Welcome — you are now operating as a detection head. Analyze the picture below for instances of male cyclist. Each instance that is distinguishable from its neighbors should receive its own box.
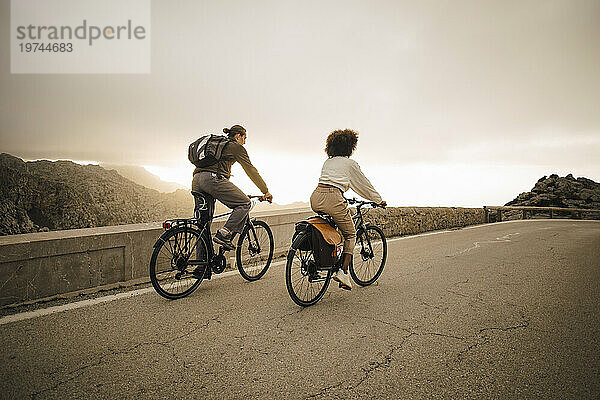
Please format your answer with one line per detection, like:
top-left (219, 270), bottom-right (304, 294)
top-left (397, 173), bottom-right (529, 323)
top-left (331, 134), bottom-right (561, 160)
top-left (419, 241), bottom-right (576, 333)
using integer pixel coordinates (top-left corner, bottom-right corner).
top-left (192, 124), bottom-right (272, 250)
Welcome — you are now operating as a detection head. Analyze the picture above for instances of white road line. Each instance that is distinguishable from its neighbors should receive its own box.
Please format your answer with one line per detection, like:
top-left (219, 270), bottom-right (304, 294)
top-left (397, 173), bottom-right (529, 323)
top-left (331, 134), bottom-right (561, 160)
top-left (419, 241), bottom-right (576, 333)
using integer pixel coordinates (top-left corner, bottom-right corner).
top-left (445, 233), bottom-right (520, 257)
top-left (3, 219), bottom-right (593, 326)
top-left (0, 289), bottom-right (155, 326)
top-left (0, 260), bottom-right (288, 326)
top-left (386, 219), bottom-right (597, 244)
top-left (387, 230), bottom-right (453, 242)
top-left (0, 224), bottom-right (524, 326)
top-left (383, 220), bottom-right (515, 243)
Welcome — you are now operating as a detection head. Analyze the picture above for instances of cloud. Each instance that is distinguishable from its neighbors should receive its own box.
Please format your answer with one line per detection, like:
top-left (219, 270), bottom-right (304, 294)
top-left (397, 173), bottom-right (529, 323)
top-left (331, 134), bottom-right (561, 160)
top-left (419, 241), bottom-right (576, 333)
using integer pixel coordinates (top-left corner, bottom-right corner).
top-left (1, 0), bottom-right (599, 205)
top-left (445, 132), bottom-right (600, 168)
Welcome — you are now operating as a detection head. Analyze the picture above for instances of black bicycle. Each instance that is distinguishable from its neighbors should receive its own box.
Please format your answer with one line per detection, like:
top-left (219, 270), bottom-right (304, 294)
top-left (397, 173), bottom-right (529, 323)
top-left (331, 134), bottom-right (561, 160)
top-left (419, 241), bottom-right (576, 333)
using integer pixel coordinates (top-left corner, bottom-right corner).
top-left (285, 197), bottom-right (387, 306)
top-left (150, 191), bottom-right (274, 300)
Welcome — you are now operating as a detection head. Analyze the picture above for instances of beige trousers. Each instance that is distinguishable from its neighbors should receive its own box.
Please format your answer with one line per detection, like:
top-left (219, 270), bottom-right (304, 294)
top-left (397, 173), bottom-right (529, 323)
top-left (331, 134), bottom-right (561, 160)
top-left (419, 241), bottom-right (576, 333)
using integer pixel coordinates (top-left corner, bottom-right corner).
top-left (310, 186), bottom-right (356, 254)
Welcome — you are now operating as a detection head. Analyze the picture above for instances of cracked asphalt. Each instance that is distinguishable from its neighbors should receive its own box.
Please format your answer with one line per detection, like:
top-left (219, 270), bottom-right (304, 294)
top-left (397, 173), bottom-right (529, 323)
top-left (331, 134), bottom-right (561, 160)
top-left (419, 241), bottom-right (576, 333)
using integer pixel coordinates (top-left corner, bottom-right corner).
top-left (1, 220), bottom-right (599, 399)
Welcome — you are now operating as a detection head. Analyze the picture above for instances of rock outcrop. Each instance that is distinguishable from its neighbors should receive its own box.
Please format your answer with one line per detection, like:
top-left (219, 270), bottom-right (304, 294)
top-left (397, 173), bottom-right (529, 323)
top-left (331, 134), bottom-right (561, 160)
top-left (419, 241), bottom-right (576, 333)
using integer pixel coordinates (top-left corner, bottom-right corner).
top-left (505, 174), bottom-right (600, 209)
top-left (0, 153), bottom-right (195, 235)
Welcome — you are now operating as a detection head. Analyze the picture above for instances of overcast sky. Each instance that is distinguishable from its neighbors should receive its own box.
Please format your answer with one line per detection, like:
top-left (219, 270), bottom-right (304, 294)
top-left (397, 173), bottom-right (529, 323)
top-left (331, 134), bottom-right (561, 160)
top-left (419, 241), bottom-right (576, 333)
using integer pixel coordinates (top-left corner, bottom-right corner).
top-left (1, 0), bottom-right (599, 206)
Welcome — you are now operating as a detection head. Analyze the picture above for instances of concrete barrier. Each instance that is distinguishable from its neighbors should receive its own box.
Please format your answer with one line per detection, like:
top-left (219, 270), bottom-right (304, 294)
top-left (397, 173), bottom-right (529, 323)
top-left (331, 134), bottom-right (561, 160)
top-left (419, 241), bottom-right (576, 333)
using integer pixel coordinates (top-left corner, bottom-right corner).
top-left (0, 206), bottom-right (484, 307)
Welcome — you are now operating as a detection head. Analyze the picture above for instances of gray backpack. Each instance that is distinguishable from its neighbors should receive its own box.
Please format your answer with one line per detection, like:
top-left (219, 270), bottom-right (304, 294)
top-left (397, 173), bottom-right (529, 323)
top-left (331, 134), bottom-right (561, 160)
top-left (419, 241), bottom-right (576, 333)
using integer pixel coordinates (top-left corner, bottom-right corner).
top-left (188, 134), bottom-right (230, 168)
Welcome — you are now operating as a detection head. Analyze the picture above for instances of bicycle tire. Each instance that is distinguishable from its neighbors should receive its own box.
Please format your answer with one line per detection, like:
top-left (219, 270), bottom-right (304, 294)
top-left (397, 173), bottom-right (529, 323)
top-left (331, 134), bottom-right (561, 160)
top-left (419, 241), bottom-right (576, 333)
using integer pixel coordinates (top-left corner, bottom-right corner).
top-left (236, 219), bottom-right (274, 281)
top-left (285, 231), bottom-right (332, 307)
top-left (150, 225), bottom-right (207, 299)
top-left (349, 224), bottom-right (387, 286)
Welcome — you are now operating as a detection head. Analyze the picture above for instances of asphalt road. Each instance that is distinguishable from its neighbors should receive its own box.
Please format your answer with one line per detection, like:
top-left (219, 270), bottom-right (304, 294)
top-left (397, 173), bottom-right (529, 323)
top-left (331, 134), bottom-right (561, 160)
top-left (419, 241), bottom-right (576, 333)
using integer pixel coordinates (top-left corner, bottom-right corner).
top-left (1, 220), bottom-right (599, 399)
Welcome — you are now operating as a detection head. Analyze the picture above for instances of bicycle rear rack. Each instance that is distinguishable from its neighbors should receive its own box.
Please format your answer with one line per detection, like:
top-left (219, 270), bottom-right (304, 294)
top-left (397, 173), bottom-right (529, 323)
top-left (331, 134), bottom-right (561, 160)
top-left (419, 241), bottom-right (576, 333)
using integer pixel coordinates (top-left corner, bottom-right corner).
top-left (162, 218), bottom-right (202, 231)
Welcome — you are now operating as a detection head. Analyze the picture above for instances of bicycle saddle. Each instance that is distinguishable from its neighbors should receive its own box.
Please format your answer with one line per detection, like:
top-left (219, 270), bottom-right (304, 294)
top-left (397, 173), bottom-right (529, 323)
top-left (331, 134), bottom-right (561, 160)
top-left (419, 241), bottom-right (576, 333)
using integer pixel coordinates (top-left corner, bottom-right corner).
top-left (314, 212), bottom-right (336, 227)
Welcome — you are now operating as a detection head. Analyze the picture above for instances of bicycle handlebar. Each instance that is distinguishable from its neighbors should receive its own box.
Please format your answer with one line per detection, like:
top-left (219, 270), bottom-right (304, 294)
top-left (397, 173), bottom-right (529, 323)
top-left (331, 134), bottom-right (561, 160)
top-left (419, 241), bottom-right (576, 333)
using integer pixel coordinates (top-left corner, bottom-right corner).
top-left (248, 195), bottom-right (271, 203)
top-left (344, 197), bottom-right (386, 209)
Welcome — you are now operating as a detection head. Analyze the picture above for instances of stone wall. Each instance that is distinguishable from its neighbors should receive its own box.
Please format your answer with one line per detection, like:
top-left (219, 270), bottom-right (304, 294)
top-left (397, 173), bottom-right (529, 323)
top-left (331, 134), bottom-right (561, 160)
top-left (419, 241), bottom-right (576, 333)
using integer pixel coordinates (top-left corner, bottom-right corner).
top-left (363, 207), bottom-right (485, 236)
top-left (0, 207), bottom-right (484, 307)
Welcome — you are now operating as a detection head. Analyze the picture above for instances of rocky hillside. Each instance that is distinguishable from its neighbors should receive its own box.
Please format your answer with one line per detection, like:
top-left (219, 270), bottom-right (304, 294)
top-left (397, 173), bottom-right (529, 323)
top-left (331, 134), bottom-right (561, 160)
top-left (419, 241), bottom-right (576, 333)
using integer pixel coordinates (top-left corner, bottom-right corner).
top-left (100, 164), bottom-right (187, 193)
top-left (506, 174), bottom-right (600, 209)
top-left (0, 153), bottom-right (195, 236)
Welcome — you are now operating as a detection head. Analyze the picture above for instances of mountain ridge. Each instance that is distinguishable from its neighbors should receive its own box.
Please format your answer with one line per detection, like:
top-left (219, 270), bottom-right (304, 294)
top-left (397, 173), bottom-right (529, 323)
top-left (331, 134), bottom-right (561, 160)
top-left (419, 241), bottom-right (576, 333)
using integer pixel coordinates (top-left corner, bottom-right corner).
top-left (0, 153), bottom-right (308, 235)
top-left (100, 164), bottom-right (187, 193)
top-left (0, 153), bottom-right (194, 235)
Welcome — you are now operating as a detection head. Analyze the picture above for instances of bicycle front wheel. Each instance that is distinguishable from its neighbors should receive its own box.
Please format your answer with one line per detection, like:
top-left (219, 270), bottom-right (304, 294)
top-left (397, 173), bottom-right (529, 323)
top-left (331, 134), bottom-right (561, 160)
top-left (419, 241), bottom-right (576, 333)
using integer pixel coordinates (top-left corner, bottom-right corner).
top-left (150, 225), bottom-right (207, 299)
top-left (350, 225), bottom-right (387, 286)
top-left (286, 232), bottom-right (332, 307)
top-left (236, 220), bottom-right (274, 281)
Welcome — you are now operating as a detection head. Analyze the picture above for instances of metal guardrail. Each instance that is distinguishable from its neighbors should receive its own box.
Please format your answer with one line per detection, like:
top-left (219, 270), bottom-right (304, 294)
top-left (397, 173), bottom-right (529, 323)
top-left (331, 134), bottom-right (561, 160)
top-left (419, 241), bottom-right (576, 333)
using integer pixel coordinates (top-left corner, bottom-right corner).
top-left (483, 206), bottom-right (600, 223)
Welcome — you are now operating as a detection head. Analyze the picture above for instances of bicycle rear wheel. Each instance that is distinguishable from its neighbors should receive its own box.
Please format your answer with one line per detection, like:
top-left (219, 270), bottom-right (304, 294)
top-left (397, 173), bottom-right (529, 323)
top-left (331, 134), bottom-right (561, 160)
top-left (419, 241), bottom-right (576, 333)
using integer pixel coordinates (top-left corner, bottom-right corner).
top-left (236, 220), bottom-right (274, 281)
top-left (150, 225), bottom-right (207, 299)
top-left (285, 232), bottom-right (332, 307)
top-left (349, 225), bottom-right (387, 286)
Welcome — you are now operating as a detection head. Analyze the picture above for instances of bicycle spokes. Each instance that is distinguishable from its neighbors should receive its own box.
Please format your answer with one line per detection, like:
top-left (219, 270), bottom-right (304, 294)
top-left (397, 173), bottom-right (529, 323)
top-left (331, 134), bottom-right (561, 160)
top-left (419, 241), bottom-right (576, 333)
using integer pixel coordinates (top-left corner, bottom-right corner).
top-left (350, 225), bottom-right (387, 287)
top-left (150, 226), bottom-right (206, 299)
top-left (285, 232), bottom-right (332, 307)
top-left (358, 236), bottom-right (374, 260)
top-left (236, 220), bottom-right (274, 282)
top-left (247, 227), bottom-right (262, 254)
top-left (290, 251), bottom-right (323, 298)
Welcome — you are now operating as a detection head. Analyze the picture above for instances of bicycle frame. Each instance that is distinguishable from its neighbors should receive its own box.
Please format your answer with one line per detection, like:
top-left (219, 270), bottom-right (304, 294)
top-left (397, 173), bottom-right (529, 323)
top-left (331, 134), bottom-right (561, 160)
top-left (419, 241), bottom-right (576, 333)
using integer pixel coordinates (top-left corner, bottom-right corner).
top-left (351, 201), bottom-right (378, 260)
top-left (286, 197), bottom-right (385, 306)
top-left (312, 199), bottom-right (377, 268)
top-left (154, 218), bottom-right (216, 269)
top-left (199, 199), bottom-right (264, 264)
top-left (158, 198), bottom-right (262, 269)
top-left (351, 204), bottom-right (366, 231)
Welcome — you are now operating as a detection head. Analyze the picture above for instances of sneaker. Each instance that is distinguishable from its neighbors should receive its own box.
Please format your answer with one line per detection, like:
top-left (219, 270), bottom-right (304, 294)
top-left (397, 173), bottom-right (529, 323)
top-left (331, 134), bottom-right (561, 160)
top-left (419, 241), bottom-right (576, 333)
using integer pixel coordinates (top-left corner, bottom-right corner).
top-left (213, 229), bottom-right (235, 250)
top-left (332, 269), bottom-right (352, 290)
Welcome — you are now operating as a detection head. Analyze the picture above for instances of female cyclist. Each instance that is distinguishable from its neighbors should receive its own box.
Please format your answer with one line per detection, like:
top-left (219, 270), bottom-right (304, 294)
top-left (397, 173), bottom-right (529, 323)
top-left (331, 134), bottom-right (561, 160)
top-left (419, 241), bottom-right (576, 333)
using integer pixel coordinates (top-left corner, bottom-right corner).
top-left (310, 129), bottom-right (386, 290)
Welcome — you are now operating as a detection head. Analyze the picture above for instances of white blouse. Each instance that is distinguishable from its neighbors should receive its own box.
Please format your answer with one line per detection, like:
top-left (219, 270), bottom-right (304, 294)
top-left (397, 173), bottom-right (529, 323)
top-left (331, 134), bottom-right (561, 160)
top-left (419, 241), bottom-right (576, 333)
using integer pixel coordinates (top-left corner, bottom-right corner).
top-left (318, 156), bottom-right (383, 203)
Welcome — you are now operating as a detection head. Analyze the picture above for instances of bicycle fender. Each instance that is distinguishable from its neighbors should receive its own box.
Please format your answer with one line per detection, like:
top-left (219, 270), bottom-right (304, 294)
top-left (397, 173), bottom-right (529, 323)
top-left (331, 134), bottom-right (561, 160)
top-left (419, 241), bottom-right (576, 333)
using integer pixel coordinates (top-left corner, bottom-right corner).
top-left (153, 230), bottom-right (173, 248)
